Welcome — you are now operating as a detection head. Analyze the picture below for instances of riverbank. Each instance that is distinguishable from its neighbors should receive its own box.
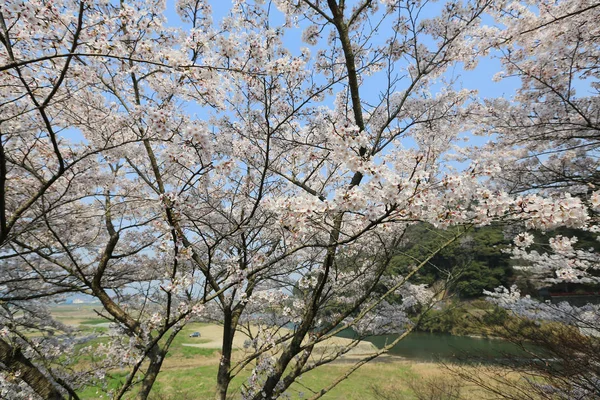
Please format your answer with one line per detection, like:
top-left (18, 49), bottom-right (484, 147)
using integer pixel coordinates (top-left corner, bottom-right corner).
top-left (414, 299), bottom-right (515, 337)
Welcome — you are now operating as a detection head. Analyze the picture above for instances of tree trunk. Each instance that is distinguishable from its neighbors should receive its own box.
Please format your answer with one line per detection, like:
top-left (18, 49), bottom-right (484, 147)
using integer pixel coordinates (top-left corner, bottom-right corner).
top-left (135, 346), bottom-right (165, 400)
top-left (216, 309), bottom-right (235, 400)
top-left (0, 338), bottom-right (65, 400)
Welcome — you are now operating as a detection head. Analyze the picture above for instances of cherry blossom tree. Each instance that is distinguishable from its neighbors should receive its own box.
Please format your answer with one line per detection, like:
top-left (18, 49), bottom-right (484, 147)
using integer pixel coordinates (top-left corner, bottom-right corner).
top-left (1, 0), bottom-right (221, 398)
top-left (0, 0), bottom-right (595, 399)
top-left (461, 1), bottom-right (600, 398)
top-left (471, 0), bottom-right (600, 303)
top-left (470, 0), bottom-right (600, 285)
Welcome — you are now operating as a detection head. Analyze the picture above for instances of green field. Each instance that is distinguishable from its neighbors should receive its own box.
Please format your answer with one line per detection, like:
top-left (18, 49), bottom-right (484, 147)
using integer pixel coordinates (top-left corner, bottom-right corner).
top-left (51, 305), bottom-right (507, 400)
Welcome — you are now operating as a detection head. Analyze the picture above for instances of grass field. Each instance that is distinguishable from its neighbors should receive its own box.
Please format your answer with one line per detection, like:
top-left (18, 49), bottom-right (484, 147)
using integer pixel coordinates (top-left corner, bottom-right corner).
top-left (51, 305), bottom-right (506, 399)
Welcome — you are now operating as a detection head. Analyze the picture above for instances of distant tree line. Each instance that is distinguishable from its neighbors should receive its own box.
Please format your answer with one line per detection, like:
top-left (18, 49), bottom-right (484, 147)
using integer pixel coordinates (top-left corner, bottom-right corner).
top-left (390, 223), bottom-right (513, 298)
top-left (391, 223), bottom-right (600, 300)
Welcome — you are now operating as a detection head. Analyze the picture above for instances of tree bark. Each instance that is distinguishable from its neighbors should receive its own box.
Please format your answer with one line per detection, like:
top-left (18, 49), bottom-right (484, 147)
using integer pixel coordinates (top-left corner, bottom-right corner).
top-left (135, 345), bottom-right (166, 400)
top-left (216, 308), bottom-right (237, 400)
top-left (0, 338), bottom-right (64, 400)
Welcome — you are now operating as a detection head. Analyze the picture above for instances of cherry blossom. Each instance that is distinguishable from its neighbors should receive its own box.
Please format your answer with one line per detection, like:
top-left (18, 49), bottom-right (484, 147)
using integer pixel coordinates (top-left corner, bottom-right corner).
top-left (1, 1), bottom-right (598, 399)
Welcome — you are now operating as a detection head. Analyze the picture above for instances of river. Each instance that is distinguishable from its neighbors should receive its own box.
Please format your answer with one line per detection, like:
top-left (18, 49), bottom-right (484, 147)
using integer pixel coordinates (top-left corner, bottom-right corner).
top-left (338, 330), bottom-right (540, 364)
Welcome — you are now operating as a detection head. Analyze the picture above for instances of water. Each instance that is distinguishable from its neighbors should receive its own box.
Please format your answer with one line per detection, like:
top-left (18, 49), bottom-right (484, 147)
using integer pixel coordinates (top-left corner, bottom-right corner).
top-left (338, 330), bottom-right (540, 364)
top-left (371, 332), bottom-right (535, 362)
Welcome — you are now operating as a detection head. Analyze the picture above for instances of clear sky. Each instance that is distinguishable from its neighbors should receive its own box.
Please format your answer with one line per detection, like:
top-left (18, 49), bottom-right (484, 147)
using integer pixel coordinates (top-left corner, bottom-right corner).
top-left (158, 0), bottom-right (523, 159)
top-left (161, 0), bottom-right (521, 100)
top-left (58, 0), bottom-right (524, 157)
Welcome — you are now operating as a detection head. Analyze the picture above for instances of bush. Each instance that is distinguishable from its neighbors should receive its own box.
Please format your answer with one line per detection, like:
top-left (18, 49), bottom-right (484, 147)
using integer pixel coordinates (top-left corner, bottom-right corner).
top-left (370, 376), bottom-right (463, 400)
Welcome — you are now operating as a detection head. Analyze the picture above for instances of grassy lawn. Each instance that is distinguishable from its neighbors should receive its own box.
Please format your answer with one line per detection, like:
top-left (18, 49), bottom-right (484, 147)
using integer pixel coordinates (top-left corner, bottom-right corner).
top-left (50, 306), bottom-right (506, 400)
top-left (80, 318), bottom-right (111, 325)
top-left (139, 363), bottom-right (417, 400)
top-left (77, 358), bottom-right (493, 400)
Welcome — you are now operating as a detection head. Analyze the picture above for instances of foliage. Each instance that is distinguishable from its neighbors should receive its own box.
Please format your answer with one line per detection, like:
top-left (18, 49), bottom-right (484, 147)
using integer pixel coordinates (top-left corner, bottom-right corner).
top-left (371, 374), bottom-right (466, 400)
top-left (463, 0), bottom-right (600, 396)
top-left (391, 224), bottom-right (513, 298)
top-left (451, 318), bottom-right (600, 400)
top-left (406, 376), bottom-right (463, 400)
top-left (416, 300), bottom-right (511, 336)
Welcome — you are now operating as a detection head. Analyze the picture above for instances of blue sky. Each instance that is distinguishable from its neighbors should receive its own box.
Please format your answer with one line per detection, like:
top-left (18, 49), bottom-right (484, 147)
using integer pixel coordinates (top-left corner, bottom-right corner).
top-left (161, 0), bottom-right (520, 99)
top-left (164, 0), bottom-right (522, 158)
top-left (59, 0), bottom-right (524, 157)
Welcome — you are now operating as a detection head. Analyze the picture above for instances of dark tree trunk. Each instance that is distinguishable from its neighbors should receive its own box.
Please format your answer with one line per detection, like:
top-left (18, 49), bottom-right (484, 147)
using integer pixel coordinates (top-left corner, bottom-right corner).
top-left (0, 338), bottom-right (64, 400)
top-left (216, 309), bottom-right (236, 400)
top-left (135, 346), bottom-right (166, 400)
